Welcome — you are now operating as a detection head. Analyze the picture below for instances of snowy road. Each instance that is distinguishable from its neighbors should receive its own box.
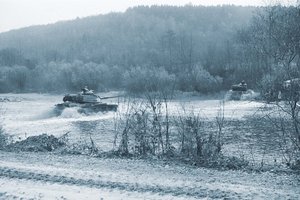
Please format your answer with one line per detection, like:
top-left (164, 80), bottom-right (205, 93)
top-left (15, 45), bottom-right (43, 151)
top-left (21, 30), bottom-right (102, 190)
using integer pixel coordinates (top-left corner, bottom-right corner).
top-left (0, 151), bottom-right (299, 200)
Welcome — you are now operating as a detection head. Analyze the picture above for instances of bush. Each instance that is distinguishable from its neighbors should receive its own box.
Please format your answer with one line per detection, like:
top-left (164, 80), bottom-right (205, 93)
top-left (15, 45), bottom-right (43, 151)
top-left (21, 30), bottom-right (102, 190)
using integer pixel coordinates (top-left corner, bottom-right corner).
top-left (174, 111), bottom-right (223, 163)
top-left (124, 66), bottom-right (176, 93)
top-left (7, 66), bottom-right (30, 91)
top-left (0, 66), bottom-right (30, 92)
top-left (28, 61), bottom-right (119, 92)
top-left (177, 65), bottom-right (222, 93)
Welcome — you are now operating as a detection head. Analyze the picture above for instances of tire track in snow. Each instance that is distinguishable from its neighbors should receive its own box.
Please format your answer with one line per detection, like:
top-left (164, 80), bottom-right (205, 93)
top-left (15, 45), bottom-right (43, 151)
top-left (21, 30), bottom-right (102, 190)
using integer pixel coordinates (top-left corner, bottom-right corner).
top-left (0, 166), bottom-right (238, 199)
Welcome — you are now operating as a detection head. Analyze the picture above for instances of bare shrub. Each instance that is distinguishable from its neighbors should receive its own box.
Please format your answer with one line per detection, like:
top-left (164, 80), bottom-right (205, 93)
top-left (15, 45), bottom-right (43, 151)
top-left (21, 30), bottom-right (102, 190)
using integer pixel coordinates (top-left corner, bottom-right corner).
top-left (245, 4), bottom-right (300, 170)
top-left (215, 101), bottom-right (225, 153)
top-left (144, 92), bottom-right (164, 154)
top-left (115, 97), bottom-right (141, 156)
top-left (250, 99), bottom-right (300, 170)
top-left (57, 131), bottom-right (101, 156)
top-left (113, 96), bottom-right (249, 169)
top-left (131, 110), bottom-right (152, 155)
top-left (272, 79), bottom-right (300, 169)
top-left (114, 90), bottom-right (174, 157)
top-left (115, 98), bottom-right (156, 156)
top-left (174, 108), bottom-right (222, 163)
top-left (267, 107), bottom-right (300, 169)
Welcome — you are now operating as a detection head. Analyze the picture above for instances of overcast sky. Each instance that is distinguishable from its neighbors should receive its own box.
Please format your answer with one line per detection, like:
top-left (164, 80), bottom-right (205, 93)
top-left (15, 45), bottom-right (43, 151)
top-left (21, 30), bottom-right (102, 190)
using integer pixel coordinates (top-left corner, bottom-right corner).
top-left (0, 0), bottom-right (294, 33)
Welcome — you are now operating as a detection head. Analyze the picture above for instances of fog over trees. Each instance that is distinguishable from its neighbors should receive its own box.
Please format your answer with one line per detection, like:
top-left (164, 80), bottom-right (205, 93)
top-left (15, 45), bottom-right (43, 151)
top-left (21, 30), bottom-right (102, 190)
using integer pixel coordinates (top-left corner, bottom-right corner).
top-left (0, 5), bottom-right (299, 94)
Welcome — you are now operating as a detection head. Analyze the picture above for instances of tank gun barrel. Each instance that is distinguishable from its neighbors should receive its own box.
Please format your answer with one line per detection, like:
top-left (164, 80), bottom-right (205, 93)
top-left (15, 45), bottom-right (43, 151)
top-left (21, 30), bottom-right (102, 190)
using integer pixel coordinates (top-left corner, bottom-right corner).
top-left (98, 95), bottom-right (123, 100)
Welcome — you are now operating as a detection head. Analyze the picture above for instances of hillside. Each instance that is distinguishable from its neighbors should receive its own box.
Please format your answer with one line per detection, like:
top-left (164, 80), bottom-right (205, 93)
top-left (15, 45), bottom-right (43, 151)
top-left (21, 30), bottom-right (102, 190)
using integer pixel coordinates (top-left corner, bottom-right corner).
top-left (0, 5), bottom-right (256, 65)
top-left (0, 5), bottom-right (259, 93)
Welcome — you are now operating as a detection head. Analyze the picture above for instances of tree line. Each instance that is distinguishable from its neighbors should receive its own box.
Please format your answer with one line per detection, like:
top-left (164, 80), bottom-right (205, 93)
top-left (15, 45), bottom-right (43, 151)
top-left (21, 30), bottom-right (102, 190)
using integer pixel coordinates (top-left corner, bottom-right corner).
top-left (0, 5), bottom-right (299, 95)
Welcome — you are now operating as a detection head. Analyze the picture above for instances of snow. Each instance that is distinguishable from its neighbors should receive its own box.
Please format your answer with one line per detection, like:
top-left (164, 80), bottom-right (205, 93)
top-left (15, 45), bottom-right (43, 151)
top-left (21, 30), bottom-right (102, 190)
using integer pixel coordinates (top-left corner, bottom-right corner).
top-left (167, 99), bottom-right (264, 119)
top-left (0, 178), bottom-right (195, 200)
top-left (1, 93), bottom-right (298, 199)
top-left (0, 151), bottom-right (299, 200)
top-left (0, 93), bottom-right (282, 163)
top-left (1, 93), bottom-right (117, 145)
top-left (0, 93), bottom-right (266, 154)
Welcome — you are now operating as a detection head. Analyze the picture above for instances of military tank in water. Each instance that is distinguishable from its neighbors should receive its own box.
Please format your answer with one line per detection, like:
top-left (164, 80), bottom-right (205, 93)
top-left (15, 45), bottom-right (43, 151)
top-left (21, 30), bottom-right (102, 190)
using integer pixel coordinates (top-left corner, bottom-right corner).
top-left (55, 87), bottom-right (118, 115)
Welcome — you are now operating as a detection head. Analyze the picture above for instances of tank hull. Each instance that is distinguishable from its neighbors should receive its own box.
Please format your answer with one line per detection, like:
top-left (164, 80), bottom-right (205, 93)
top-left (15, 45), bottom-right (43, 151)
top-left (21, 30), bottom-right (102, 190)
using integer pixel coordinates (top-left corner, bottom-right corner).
top-left (231, 85), bottom-right (247, 92)
top-left (55, 102), bottom-right (118, 115)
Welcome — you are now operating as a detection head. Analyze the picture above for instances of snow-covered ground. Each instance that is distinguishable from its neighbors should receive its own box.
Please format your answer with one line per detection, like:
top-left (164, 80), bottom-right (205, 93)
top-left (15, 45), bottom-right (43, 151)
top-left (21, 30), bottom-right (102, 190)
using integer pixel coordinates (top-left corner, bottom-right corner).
top-left (0, 93), bottom-right (299, 199)
top-left (0, 93), bottom-right (280, 163)
top-left (0, 151), bottom-right (299, 200)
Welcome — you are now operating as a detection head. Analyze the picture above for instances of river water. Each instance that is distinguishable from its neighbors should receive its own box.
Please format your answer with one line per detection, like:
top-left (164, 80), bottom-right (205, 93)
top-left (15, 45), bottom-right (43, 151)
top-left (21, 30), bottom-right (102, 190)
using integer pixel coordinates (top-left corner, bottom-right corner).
top-left (0, 93), bottom-right (264, 151)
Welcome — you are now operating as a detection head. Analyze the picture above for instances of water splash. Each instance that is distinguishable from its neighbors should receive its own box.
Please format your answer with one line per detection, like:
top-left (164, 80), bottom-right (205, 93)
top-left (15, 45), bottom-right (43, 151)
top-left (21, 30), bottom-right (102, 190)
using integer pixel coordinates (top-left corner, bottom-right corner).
top-left (59, 107), bottom-right (84, 119)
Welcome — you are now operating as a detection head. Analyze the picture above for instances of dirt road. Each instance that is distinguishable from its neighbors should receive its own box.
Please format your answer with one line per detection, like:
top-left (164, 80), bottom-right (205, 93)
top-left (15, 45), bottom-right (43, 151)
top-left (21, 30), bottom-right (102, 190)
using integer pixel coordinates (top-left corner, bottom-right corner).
top-left (0, 151), bottom-right (299, 199)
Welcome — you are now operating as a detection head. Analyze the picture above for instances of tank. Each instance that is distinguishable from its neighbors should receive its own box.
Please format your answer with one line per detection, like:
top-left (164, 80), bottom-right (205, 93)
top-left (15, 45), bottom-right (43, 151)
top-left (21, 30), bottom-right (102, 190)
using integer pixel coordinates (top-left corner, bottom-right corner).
top-left (231, 80), bottom-right (247, 92)
top-left (55, 89), bottom-right (118, 115)
top-left (225, 81), bottom-right (256, 100)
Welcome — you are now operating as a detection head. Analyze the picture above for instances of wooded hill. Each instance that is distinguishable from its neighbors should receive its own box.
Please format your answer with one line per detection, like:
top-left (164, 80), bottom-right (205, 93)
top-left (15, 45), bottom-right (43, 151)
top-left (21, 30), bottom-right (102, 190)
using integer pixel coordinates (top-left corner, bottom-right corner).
top-left (0, 5), bottom-right (263, 93)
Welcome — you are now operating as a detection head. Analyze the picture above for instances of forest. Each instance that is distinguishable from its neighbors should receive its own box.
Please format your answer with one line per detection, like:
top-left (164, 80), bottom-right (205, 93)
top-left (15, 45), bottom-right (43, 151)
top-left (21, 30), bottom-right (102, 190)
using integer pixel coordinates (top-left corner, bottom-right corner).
top-left (0, 5), bottom-right (299, 96)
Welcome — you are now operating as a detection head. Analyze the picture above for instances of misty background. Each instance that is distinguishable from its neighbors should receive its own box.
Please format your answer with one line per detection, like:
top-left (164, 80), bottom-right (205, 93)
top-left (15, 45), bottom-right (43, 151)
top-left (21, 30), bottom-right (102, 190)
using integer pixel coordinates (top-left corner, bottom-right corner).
top-left (0, 3), bottom-right (299, 96)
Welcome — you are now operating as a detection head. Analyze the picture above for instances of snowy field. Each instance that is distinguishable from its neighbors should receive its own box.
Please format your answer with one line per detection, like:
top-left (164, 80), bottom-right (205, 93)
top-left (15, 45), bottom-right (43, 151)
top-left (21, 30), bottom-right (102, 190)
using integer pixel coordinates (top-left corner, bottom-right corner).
top-left (0, 93), bottom-right (299, 199)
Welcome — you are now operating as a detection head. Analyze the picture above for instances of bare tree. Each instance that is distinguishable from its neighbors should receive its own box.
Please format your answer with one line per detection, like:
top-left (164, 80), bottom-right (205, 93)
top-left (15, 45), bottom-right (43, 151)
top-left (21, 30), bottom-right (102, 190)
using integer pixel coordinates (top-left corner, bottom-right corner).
top-left (244, 4), bottom-right (300, 168)
top-left (216, 101), bottom-right (225, 153)
top-left (175, 109), bottom-right (206, 159)
top-left (118, 98), bottom-right (137, 155)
